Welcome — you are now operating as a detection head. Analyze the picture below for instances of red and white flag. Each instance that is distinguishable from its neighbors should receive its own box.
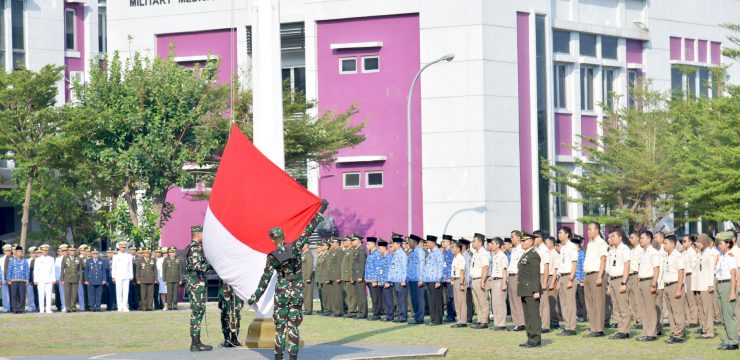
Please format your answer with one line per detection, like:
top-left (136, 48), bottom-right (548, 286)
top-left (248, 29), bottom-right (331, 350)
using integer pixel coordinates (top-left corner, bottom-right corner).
top-left (203, 125), bottom-right (322, 318)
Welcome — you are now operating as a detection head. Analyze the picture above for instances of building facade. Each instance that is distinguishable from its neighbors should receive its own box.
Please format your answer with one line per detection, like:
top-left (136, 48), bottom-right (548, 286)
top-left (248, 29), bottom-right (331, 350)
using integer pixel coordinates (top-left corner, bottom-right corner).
top-left (1, 0), bottom-right (739, 246)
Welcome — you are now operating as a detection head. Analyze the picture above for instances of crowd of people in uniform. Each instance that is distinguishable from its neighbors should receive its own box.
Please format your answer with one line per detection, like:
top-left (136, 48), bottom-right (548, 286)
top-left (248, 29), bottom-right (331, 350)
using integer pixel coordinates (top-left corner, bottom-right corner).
top-left (300, 225), bottom-right (740, 350)
top-left (0, 242), bottom-right (185, 314)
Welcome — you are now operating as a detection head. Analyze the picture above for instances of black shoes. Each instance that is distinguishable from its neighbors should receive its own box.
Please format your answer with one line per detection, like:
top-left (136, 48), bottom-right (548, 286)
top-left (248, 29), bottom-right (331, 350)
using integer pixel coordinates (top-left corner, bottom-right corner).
top-left (609, 332), bottom-right (629, 339)
top-left (367, 315), bottom-right (379, 321)
top-left (451, 323), bottom-right (467, 328)
top-left (636, 336), bottom-right (657, 342)
top-left (541, 329), bottom-right (550, 334)
top-left (687, 323), bottom-right (699, 328)
top-left (471, 323), bottom-right (488, 329)
top-left (190, 335), bottom-right (213, 352)
top-left (632, 324), bottom-right (643, 330)
top-left (584, 332), bottom-right (605, 338)
top-left (665, 337), bottom-right (684, 344)
top-left (519, 342), bottom-right (541, 348)
top-left (491, 326), bottom-right (507, 331)
top-left (507, 325), bottom-right (525, 331)
top-left (558, 330), bottom-right (577, 336)
top-left (443, 317), bottom-right (456, 323)
top-left (718, 344), bottom-right (739, 350)
top-left (577, 316), bottom-right (587, 322)
top-left (605, 323), bottom-right (619, 329)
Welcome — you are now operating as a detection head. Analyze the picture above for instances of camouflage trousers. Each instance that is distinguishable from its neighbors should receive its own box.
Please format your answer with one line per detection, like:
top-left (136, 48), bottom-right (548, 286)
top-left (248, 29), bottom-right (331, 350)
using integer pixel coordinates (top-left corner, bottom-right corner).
top-left (218, 284), bottom-right (244, 339)
top-left (186, 274), bottom-right (207, 337)
top-left (273, 280), bottom-right (304, 356)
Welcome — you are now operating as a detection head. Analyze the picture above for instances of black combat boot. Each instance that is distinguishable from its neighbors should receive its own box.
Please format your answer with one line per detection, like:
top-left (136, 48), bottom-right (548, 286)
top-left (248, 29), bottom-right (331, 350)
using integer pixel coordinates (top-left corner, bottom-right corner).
top-left (274, 351), bottom-right (283, 360)
top-left (231, 333), bottom-right (243, 347)
top-left (222, 336), bottom-right (235, 348)
top-left (190, 335), bottom-right (213, 352)
top-left (289, 354), bottom-right (298, 360)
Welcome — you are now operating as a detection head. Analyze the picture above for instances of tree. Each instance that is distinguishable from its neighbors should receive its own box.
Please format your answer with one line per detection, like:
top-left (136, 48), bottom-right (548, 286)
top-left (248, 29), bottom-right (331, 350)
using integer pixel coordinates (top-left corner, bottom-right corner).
top-left (542, 84), bottom-right (683, 231)
top-left (71, 51), bottom-right (230, 232)
top-left (0, 65), bottom-right (67, 249)
top-left (232, 84), bottom-right (365, 184)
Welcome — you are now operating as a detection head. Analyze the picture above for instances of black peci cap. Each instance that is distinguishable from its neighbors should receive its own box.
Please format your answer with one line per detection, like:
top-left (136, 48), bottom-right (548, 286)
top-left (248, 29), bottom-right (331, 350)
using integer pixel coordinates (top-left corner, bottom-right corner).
top-left (442, 234), bottom-right (453, 241)
top-left (366, 237), bottom-right (377, 243)
top-left (377, 240), bottom-right (389, 247)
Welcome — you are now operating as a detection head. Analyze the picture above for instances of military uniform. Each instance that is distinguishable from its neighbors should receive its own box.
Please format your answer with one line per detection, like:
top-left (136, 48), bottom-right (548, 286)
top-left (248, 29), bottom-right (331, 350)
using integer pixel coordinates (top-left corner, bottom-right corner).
top-left (518, 239), bottom-right (542, 347)
top-left (61, 249), bottom-right (83, 312)
top-left (340, 241), bottom-right (355, 317)
top-left (163, 247), bottom-right (184, 310)
top-left (315, 245), bottom-right (329, 314)
top-left (301, 245), bottom-right (314, 314)
top-left (136, 253), bottom-right (157, 311)
top-left (186, 227), bottom-right (213, 352)
top-left (248, 203), bottom-right (326, 359)
top-left (104, 250), bottom-right (117, 311)
top-left (84, 252), bottom-right (107, 311)
top-left (327, 242), bottom-right (343, 316)
top-left (219, 282), bottom-right (244, 347)
top-left (352, 237), bottom-right (368, 319)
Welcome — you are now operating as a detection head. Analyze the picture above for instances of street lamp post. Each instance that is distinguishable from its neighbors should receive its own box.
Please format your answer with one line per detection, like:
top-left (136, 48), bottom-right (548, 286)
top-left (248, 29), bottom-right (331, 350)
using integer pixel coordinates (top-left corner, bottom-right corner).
top-left (406, 53), bottom-right (455, 234)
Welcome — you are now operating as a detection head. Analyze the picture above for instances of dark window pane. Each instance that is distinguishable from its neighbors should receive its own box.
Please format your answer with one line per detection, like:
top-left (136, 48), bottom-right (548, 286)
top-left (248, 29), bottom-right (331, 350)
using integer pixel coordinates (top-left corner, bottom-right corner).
top-left (293, 67), bottom-right (305, 94)
top-left (367, 172), bottom-right (383, 187)
top-left (686, 70), bottom-right (696, 98)
top-left (671, 66), bottom-right (683, 98)
top-left (699, 67), bottom-right (710, 98)
top-left (628, 70), bottom-right (637, 106)
top-left (12, 52), bottom-right (24, 70)
top-left (580, 67), bottom-right (594, 111)
top-left (553, 64), bottom-right (567, 109)
top-left (363, 57), bottom-right (379, 72)
top-left (98, 9), bottom-right (107, 53)
top-left (601, 36), bottom-right (618, 59)
top-left (580, 33), bottom-right (597, 57)
top-left (344, 173), bottom-right (360, 188)
top-left (11, 0), bottom-right (24, 51)
top-left (340, 58), bottom-right (356, 73)
top-left (281, 68), bottom-right (291, 91)
top-left (65, 10), bottom-right (75, 50)
top-left (602, 69), bottom-right (614, 109)
top-left (553, 30), bottom-right (570, 54)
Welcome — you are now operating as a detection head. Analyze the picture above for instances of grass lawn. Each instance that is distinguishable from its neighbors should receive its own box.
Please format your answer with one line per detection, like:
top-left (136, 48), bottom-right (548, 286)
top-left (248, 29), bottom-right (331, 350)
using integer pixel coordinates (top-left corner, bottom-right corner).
top-left (0, 303), bottom-right (736, 359)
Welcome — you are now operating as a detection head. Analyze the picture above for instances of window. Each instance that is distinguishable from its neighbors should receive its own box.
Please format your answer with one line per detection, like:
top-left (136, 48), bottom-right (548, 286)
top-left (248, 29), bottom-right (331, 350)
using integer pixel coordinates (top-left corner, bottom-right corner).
top-left (555, 182), bottom-right (570, 219)
top-left (98, 7), bottom-right (107, 53)
top-left (671, 65), bottom-right (683, 98)
top-left (627, 69), bottom-right (638, 106)
top-left (11, 0), bottom-right (24, 70)
top-left (580, 67), bottom-right (594, 111)
top-left (699, 67), bottom-right (710, 98)
top-left (366, 171), bottom-right (383, 188)
top-left (343, 172), bottom-right (361, 189)
top-left (339, 57), bottom-right (357, 74)
top-left (0, 1), bottom-right (4, 70)
top-left (281, 67), bottom-right (306, 94)
top-left (602, 68), bottom-right (615, 109)
top-left (362, 56), bottom-right (380, 73)
top-left (601, 36), bottom-right (618, 59)
top-left (65, 9), bottom-right (76, 51)
top-left (579, 33), bottom-right (597, 57)
top-left (553, 64), bottom-right (568, 109)
top-left (553, 30), bottom-right (570, 54)
top-left (686, 70), bottom-right (696, 98)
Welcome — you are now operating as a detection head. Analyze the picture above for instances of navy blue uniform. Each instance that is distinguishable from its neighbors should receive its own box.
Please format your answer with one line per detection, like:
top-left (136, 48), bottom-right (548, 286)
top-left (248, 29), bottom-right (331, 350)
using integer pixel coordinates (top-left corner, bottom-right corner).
top-left (103, 257), bottom-right (116, 310)
top-left (84, 258), bottom-right (107, 311)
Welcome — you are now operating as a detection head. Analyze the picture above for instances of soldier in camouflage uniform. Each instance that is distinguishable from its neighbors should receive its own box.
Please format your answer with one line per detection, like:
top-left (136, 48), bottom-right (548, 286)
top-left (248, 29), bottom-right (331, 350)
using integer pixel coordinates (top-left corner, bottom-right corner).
top-left (185, 226), bottom-right (213, 352)
top-left (248, 199), bottom-right (328, 360)
top-left (219, 281), bottom-right (243, 348)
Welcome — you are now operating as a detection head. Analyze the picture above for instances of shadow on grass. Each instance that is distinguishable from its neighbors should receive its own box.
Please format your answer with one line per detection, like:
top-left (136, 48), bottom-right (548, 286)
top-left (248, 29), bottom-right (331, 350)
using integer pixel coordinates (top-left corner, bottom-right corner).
top-left (318, 324), bottom-right (410, 346)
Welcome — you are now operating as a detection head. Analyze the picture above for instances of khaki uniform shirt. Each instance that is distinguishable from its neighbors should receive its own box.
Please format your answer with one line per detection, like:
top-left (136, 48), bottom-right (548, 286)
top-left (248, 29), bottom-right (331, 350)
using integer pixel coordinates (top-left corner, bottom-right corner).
top-left (606, 243), bottom-right (631, 278)
top-left (469, 247), bottom-right (490, 279)
top-left (638, 246), bottom-right (659, 279)
top-left (584, 237), bottom-right (608, 273)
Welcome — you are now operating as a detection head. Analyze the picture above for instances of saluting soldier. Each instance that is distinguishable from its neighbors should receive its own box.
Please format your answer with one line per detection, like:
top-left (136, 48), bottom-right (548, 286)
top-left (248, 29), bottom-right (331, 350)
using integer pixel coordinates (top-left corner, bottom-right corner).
top-left (327, 237), bottom-right (343, 317)
top-left (351, 234), bottom-right (368, 319)
top-left (340, 236), bottom-right (355, 318)
top-left (163, 246), bottom-right (184, 310)
top-left (84, 249), bottom-right (107, 312)
top-left (517, 232), bottom-right (542, 348)
top-left (364, 237), bottom-right (381, 320)
top-left (137, 249), bottom-right (157, 311)
top-left (61, 246), bottom-right (83, 312)
top-left (301, 242), bottom-right (314, 315)
top-left (315, 242), bottom-right (329, 315)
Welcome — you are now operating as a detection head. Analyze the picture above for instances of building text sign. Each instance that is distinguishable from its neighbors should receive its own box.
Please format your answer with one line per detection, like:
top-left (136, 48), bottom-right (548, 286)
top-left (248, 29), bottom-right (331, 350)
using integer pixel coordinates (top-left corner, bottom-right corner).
top-left (130, 0), bottom-right (210, 7)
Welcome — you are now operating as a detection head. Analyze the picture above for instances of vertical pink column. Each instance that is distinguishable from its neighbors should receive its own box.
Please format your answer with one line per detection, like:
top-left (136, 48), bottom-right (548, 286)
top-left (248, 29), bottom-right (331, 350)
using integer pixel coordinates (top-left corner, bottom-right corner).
top-left (516, 12), bottom-right (533, 231)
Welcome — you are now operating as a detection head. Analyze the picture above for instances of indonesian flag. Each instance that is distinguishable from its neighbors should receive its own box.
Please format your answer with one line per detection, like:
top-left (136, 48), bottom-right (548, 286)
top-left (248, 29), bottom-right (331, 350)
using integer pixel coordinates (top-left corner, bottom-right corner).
top-left (203, 125), bottom-right (322, 318)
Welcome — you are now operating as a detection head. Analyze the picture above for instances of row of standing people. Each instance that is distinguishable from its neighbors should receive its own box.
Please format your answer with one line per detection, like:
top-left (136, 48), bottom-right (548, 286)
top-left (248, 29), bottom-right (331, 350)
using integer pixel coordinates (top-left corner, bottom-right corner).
top-left (298, 226), bottom-right (740, 351)
top-left (0, 242), bottom-right (184, 314)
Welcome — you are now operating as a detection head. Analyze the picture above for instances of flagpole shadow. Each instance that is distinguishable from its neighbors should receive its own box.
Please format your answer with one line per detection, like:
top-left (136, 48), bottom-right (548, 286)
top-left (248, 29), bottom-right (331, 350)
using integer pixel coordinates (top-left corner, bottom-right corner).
top-left (317, 324), bottom-right (409, 346)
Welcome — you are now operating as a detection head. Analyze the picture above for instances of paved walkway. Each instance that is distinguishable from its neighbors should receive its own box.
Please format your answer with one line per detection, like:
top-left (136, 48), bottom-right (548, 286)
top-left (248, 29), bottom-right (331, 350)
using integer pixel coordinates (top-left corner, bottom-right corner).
top-left (5, 345), bottom-right (447, 360)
